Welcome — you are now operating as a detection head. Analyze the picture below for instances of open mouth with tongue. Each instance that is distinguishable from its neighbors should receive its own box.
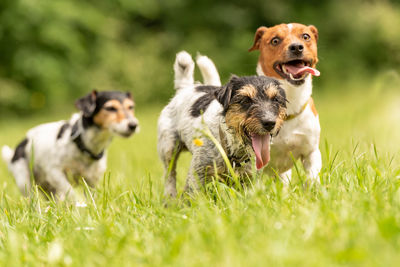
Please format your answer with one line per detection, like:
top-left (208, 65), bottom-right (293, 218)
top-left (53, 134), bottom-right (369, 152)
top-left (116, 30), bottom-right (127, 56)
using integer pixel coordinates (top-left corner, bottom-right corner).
top-left (250, 133), bottom-right (271, 170)
top-left (274, 59), bottom-right (320, 85)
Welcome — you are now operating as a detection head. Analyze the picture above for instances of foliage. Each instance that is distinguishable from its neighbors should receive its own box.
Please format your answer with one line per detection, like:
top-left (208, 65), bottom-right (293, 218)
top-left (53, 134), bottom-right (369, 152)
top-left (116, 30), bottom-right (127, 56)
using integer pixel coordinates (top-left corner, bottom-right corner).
top-left (0, 0), bottom-right (399, 116)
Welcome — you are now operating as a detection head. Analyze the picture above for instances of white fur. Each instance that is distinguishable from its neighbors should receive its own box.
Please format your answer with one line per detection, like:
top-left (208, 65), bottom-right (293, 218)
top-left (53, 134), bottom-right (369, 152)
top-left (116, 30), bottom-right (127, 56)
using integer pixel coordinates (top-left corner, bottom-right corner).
top-left (287, 23), bottom-right (293, 32)
top-left (174, 51), bottom-right (195, 90)
top-left (196, 54), bottom-right (221, 86)
top-left (1, 146), bottom-right (13, 163)
top-left (257, 63), bottom-right (322, 182)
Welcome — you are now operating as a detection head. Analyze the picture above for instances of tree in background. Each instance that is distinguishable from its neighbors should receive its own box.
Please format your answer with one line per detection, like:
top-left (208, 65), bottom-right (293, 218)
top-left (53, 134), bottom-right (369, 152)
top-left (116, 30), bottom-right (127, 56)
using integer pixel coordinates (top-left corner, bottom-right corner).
top-left (0, 0), bottom-right (399, 116)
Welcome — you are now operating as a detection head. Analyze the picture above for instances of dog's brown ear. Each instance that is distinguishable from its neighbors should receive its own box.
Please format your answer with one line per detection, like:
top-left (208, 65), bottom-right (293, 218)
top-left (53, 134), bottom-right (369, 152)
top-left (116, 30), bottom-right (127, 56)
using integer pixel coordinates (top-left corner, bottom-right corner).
top-left (308, 25), bottom-right (318, 41)
top-left (75, 90), bottom-right (98, 117)
top-left (248, 26), bottom-right (268, 52)
top-left (215, 75), bottom-right (240, 112)
top-left (126, 91), bottom-right (132, 99)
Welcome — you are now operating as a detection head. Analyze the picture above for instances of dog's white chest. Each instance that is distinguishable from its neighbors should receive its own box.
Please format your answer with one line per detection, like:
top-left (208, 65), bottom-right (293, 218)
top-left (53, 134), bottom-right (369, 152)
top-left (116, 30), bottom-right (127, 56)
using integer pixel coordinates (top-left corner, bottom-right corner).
top-left (61, 149), bottom-right (106, 182)
top-left (269, 108), bottom-right (320, 172)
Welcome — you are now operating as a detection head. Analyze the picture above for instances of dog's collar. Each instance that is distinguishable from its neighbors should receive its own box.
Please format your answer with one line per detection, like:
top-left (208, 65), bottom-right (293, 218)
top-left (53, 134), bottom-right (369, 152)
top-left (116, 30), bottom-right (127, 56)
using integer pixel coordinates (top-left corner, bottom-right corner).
top-left (219, 126), bottom-right (250, 166)
top-left (71, 121), bottom-right (104, 161)
top-left (72, 134), bottom-right (104, 160)
top-left (285, 98), bottom-right (311, 121)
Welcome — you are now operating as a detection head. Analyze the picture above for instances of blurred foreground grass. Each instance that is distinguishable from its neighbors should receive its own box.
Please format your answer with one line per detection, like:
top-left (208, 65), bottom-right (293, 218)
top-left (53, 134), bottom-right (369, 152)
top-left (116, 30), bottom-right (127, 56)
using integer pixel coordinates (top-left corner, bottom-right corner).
top-left (0, 72), bottom-right (400, 266)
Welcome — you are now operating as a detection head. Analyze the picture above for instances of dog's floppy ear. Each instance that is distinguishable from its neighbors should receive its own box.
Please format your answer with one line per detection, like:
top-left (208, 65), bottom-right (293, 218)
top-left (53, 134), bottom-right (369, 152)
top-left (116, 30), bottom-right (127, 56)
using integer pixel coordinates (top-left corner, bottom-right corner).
top-left (75, 90), bottom-right (98, 117)
top-left (215, 75), bottom-right (240, 111)
top-left (125, 91), bottom-right (132, 99)
top-left (308, 25), bottom-right (318, 41)
top-left (249, 26), bottom-right (268, 52)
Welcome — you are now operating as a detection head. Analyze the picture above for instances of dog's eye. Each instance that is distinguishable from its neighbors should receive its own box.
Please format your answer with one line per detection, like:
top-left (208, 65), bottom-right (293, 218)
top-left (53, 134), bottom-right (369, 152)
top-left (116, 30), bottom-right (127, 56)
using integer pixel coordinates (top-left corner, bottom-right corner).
top-left (302, 33), bottom-right (311, 41)
top-left (127, 105), bottom-right (134, 110)
top-left (104, 106), bottom-right (117, 112)
top-left (238, 97), bottom-right (252, 108)
top-left (272, 95), bottom-right (286, 105)
top-left (270, 37), bottom-right (281, 46)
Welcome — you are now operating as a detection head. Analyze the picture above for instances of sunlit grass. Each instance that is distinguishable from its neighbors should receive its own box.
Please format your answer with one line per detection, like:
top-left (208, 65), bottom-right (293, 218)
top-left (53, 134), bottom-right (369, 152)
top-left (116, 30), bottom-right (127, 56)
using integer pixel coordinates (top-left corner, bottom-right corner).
top-left (0, 74), bottom-right (399, 266)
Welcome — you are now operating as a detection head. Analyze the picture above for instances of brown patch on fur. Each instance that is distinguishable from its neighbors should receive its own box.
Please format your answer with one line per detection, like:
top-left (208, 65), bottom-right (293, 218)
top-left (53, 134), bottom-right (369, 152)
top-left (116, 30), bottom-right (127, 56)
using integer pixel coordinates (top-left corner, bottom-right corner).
top-left (122, 98), bottom-right (135, 114)
top-left (248, 26), bottom-right (268, 52)
top-left (249, 23), bottom-right (318, 78)
top-left (243, 117), bottom-right (264, 136)
top-left (265, 84), bottom-right (278, 99)
top-left (225, 104), bottom-right (247, 140)
top-left (308, 97), bottom-right (318, 116)
top-left (275, 106), bottom-right (286, 132)
top-left (93, 99), bottom-right (135, 129)
top-left (238, 85), bottom-right (257, 98)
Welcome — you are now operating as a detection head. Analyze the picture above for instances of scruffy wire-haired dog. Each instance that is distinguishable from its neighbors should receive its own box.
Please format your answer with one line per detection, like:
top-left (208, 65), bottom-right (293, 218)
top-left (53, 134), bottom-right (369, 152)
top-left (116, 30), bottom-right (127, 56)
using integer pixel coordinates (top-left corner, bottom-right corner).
top-left (158, 51), bottom-right (287, 197)
top-left (2, 91), bottom-right (139, 201)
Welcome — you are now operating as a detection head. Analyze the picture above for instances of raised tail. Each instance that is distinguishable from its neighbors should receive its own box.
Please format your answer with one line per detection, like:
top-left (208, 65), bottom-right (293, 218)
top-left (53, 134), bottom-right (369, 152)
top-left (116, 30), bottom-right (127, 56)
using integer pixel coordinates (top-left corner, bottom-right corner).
top-left (196, 54), bottom-right (221, 86)
top-left (2, 145), bottom-right (13, 164)
top-left (173, 51), bottom-right (195, 90)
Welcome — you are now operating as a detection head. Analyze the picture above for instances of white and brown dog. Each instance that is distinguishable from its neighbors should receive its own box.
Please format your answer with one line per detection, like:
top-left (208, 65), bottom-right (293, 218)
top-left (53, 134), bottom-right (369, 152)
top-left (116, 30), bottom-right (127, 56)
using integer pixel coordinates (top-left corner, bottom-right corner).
top-left (2, 91), bottom-right (139, 200)
top-left (248, 23), bottom-right (321, 183)
top-left (202, 23), bottom-right (322, 183)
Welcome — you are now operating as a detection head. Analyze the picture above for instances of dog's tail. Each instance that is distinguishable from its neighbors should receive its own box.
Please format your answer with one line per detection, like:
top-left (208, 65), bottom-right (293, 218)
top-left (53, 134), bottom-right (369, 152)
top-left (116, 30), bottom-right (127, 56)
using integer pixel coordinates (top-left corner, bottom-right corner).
top-left (2, 145), bottom-right (13, 165)
top-left (196, 54), bottom-right (221, 86)
top-left (174, 51), bottom-right (195, 90)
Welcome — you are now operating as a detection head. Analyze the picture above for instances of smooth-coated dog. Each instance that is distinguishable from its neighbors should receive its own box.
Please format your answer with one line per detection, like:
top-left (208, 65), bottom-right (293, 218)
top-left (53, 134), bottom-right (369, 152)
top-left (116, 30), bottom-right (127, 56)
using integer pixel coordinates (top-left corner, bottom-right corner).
top-left (248, 23), bottom-right (322, 183)
top-left (2, 90), bottom-right (139, 200)
top-left (158, 51), bottom-right (287, 197)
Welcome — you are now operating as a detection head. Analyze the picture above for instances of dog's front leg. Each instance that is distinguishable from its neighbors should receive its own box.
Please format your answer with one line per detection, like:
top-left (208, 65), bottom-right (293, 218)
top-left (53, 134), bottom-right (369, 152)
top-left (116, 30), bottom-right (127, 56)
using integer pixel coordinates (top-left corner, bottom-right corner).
top-left (279, 169), bottom-right (292, 185)
top-left (82, 160), bottom-right (107, 188)
top-left (302, 148), bottom-right (322, 182)
top-left (183, 155), bottom-right (211, 195)
top-left (183, 172), bottom-right (200, 195)
top-left (46, 168), bottom-right (76, 201)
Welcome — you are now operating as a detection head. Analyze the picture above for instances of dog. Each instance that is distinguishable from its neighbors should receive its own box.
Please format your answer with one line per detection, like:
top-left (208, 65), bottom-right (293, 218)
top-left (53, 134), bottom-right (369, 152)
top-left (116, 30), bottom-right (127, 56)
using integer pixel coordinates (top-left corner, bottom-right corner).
top-left (158, 51), bottom-right (287, 197)
top-left (248, 22), bottom-right (322, 183)
top-left (1, 90), bottom-right (139, 200)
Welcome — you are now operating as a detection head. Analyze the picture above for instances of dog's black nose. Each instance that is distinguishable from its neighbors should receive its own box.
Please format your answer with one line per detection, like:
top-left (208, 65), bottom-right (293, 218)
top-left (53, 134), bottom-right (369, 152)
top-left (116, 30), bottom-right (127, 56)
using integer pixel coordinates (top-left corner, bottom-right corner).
top-left (262, 120), bottom-right (276, 131)
top-left (128, 123), bottom-right (137, 131)
top-left (289, 43), bottom-right (304, 55)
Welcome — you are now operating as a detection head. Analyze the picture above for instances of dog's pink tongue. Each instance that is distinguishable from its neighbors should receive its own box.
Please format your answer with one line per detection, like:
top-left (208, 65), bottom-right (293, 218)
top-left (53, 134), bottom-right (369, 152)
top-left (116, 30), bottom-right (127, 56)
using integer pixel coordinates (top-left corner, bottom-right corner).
top-left (285, 64), bottom-right (320, 77)
top-left (251, 134), bottom-right (271, 170)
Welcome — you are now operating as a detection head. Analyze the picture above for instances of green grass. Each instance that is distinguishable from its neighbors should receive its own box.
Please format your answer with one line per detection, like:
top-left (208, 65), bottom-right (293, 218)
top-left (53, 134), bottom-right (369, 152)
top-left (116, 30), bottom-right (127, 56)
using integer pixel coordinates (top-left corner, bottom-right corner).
top-left (0, 73), bottom-right (400, 266)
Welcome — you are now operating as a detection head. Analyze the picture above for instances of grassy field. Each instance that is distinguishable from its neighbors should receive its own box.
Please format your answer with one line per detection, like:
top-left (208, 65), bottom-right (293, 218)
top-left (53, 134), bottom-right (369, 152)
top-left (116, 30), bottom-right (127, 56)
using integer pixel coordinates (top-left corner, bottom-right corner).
top-left (0, 72), bottom-right (400, 266)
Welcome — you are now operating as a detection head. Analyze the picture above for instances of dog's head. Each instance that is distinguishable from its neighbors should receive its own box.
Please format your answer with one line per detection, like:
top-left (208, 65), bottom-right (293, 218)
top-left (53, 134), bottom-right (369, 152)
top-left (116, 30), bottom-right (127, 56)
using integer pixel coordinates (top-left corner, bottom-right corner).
top-left (249, 23), bottom-right (320, 85)
top-left (216, 75), bottom-right (286, 169)
top-left (75, 90), bottom-right (139, 137)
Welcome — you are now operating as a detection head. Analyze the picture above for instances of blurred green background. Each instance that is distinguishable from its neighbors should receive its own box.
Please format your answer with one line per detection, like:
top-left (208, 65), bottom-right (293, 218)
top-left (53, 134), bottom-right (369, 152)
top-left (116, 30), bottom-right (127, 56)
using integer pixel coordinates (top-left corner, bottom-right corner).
top-left (0, 0), bottom-right (399, 117)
